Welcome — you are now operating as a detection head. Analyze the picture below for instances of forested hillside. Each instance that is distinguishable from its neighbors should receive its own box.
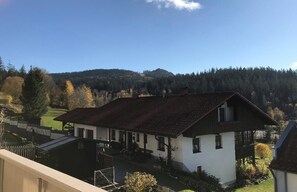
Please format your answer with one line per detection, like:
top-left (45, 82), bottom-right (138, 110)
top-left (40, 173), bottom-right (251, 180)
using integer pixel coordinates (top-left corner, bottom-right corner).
top-left (52, 67), bottom-right (297, 120)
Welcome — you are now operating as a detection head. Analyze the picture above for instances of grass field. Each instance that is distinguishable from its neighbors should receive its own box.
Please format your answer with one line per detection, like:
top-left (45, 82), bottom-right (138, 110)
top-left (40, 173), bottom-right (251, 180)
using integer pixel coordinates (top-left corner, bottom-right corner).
top-left (41, 107), bottom-right (67, 129)
top-left (235, 178), bottom-right (274, 192)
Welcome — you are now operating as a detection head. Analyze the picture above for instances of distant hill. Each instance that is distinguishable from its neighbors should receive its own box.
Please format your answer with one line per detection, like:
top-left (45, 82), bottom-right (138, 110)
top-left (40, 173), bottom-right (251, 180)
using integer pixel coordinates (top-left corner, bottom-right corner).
top-left (51, 68), bottom-right (174, 91)
top-left (143, 68), bottom-right (174, 78)
top-left (51, 69), bottom-right (142, 81)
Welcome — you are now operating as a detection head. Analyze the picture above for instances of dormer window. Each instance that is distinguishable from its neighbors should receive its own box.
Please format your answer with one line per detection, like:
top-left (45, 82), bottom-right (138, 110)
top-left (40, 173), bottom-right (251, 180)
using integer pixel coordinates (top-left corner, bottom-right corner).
top-left (219, 108), bottom-right (225, 122)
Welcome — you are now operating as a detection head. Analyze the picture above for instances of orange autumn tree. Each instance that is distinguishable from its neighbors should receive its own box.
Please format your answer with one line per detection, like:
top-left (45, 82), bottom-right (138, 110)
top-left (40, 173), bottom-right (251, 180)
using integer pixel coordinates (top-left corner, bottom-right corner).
top-left (255, 143), bottom-right (271, 159)
top-left (1, 76), bottom-right (24, 103)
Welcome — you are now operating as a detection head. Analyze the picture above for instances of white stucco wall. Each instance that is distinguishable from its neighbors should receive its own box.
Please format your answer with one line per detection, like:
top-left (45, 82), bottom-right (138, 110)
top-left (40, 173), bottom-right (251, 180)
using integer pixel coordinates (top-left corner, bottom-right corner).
top-left (73, 124), bottom-right (236, 184)
top-left (287, 173), bottom-right (297, 192)
top-left (274, 170), bottom-right (297, 192)
top-left (273, 170), bottom-right (286, 192)
top-left (182, 132), bottom-right (236, 184)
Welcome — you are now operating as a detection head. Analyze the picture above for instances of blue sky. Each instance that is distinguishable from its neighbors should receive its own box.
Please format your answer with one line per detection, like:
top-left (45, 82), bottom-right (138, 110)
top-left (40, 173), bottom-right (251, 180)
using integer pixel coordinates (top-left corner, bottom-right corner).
top-left (0, 0), bottom-right (296, 74)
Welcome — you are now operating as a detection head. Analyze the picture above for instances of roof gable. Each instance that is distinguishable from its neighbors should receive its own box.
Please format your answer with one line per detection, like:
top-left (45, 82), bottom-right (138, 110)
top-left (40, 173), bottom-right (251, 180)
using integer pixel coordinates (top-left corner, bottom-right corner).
top-left (270, 121), bottom-right (297, 173)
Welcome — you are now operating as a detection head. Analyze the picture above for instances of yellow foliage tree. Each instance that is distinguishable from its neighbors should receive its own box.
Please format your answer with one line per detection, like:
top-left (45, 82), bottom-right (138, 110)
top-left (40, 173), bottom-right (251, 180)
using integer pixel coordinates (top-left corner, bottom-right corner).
top-left (255, 143), bottom-right (271, 159)
top-left (1, 76), bottom-right (24, 103)
top-left (68, 85), bottom-right (94, 110)
top-left (125, 172), bottom-right (157, 192)
top-left (64, 80), bottom-right (74, 109)
top-left (65, 80), bottom-right (74, 96)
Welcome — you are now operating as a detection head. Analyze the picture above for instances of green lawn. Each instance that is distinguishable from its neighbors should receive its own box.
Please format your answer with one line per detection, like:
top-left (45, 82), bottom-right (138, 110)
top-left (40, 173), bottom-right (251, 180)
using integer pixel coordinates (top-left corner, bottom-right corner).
top-left (235, 178), bottom-right (274, 192)
top-left (41, 107), bottom-right (67, 129)
top-left (154, 172), bottom-right (189, 191)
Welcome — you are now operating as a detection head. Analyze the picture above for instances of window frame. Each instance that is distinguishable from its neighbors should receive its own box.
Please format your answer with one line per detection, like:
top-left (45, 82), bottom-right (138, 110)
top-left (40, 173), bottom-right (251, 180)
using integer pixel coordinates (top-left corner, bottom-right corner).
top-left (193, 137), bottom-right (201, 153)
top-left (87, 130), bottom-right (94, 139)
top-left (219, 107), bottom-right (225, 122)
top-left (197, 166), bottom-right (202, 175)
top-left (111, 129), bottom-right (116, 140)
top-left (215, 134), bottom-right (222, 149)
top-left (157, 136), bottom-right (165, 151)
top-left (78, 128), bottom-right (84, 138)
top-left (136, 133), bottom-right (140, 142)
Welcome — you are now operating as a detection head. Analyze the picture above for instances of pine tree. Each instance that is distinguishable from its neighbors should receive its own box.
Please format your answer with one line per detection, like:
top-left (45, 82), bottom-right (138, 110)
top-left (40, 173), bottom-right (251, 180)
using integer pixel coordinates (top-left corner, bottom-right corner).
top-left (20, 67), bottom-right (48, 123)
top-left (0, 57), bottom-right (6, 81)
top-left (19, 64), bottom-right (26, 78)
top-left (6, 62), bottom-right (18, 76)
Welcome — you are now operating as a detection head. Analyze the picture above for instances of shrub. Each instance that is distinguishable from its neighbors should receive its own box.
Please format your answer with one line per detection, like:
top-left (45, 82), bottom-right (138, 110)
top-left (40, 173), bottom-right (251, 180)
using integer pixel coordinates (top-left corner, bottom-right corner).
top-left (6, 95), bottom-right (12, 104)
top-left (125, 172), bottom-right (157, 192)
top-left (245, 164), bottom-right (256, 179)
top-left (256, 161), bottom-right (269, 176)
top-left (239, 163), bottom-right (256, 179)
top-left (255, 143), bottom-right (271, 159)
top-left (173, 170), bottom-right (225, 192)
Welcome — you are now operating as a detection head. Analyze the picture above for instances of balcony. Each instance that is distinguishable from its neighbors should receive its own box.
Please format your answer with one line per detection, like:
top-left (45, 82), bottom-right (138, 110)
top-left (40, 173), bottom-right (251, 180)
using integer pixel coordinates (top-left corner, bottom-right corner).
top-left (0, 149), bottom-right (106, 192)
top-left (235, 144), bottom-right (255, 160)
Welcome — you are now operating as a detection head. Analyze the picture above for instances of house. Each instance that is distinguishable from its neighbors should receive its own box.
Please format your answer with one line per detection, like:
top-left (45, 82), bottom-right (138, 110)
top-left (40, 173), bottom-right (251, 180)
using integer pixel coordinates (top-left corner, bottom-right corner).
top-left (55, 92), bottom-right (277, 184)
top-left (270, 121), bottom-right (297, 192)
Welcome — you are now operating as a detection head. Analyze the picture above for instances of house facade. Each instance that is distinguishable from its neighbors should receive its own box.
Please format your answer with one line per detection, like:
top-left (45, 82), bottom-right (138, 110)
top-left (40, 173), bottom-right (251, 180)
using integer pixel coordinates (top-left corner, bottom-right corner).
top-left (270, 121), bottom-right (297, 192)
top-left (55, 92), bottom-right (277, 184)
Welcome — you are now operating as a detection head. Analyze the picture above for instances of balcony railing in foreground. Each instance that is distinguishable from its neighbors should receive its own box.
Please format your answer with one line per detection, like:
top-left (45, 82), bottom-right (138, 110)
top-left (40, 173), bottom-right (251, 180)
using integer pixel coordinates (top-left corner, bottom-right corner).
top-left (0, 149), bottom-right (106, 192)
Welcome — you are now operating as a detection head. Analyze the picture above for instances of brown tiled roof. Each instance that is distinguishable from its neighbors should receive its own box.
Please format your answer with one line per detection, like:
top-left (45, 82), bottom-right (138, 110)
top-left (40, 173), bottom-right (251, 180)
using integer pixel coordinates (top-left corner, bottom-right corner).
top-left (55, 92), bottom-right (276, 137)
top-left (270, 121), bottom-right (297, 173)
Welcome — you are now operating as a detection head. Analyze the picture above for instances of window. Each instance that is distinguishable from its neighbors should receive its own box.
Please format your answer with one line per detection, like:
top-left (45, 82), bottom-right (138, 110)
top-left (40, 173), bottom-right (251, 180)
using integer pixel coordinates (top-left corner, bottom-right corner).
top-left (197, 166), bottom-right (202, 175)
top-left (119, 131), bottom-right (125, 143)
top-left (193, 137), bottom-right (201, 153)
top-left (215, 134), bottom-right (222, 149)
top-left (158, 136), bottom-right (165, 151)
top-left (78, 128), bottom-right (84, 137)
top-left (111, 130), bottom-right (116, 140)
top-left (144, 134), bottom-right (147, 144)
top-left (219, 108), bottom-right (225, 122)
top-left (87, 130), bottom-right (93, 139)
top-left (136, 133), bottom-right (140, 142)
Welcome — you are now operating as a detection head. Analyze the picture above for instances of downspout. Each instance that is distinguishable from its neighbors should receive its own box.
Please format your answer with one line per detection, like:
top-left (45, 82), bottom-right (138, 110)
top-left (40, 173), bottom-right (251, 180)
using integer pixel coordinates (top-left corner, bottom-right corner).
top-left (285, 171), bottom-right (288, 192)
top-left (108, 128), bottom-right (111, 149)
top-left (144, 134), bottom-right (147, 154)
top-left (251, 130), bottom-right (256, 165)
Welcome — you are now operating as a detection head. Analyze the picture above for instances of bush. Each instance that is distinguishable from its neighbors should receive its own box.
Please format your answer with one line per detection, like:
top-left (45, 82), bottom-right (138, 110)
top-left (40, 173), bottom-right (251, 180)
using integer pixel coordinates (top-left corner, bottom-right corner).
top-left (255, 143), bottom-right (271, 159)
top-left (245, 164), bottom-right (256, 179)
top-left (125, 172), bottom-right (157, 192)
top-left (256, 161), bottom-right (269, 176)
top-left (173, 170), bottom-right (225, 192)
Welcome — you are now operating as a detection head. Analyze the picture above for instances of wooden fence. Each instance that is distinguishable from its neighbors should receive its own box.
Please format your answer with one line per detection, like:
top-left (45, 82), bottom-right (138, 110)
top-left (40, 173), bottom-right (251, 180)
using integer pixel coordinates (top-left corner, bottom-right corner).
top-left (4, 118), bottom-right (66, 140)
